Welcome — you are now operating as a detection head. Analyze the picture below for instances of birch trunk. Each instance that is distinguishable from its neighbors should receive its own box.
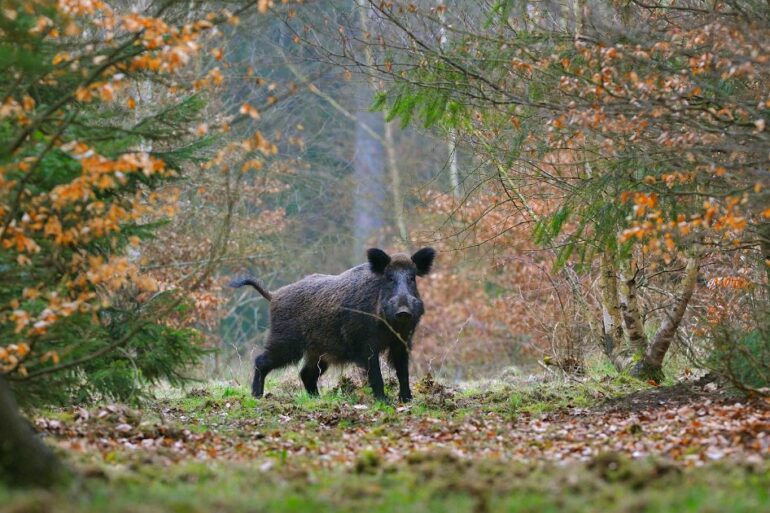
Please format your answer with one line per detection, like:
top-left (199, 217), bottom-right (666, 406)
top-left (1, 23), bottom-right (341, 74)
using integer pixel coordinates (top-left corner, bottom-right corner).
top-left (598, 250), bottom-right (625, 369)
top-left (447, 130), bottom-right (460, 197)
top-left (633, 256), bottom-right (700, 379)
top-left (618, 257), bottom-right (647, 355)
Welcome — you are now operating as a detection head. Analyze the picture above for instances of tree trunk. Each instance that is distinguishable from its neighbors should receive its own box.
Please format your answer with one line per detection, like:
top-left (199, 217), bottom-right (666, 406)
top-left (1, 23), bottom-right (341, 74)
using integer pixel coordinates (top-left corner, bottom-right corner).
top-left (447, 130), bottom-right (460, 197)
top-left (618, 257), bottom-right (647, 355)
top-left (353, 0), bottom-right (390, 256)
top-left (573, 0), bottom-right (586, 39)
top-left (438, 0), bottom-right (461, 198)
top-left (757, 221), bottom-right (770, 283)
top-left (383, 120), bottom-right (409, 241)
top-left (352, 84), bottom-right (386, 257)
top-left (0, 376), bottom-right (64, 487)
top-left (633, 255), bottom-right (700, 380)
top-left (598, 249), bottom-right (625, 370)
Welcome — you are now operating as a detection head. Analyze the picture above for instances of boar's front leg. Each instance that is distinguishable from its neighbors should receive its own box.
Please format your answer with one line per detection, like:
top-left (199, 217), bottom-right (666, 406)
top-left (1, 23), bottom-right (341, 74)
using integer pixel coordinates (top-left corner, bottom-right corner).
top-left (390, 345), bottom-right (412, 402)
top-left (363, 352), bottom-right (387, 401)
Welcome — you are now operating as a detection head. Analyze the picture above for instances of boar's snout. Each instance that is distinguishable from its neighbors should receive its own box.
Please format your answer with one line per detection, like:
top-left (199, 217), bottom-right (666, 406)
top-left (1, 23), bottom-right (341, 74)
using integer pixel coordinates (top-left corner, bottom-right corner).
top-left (395, 305), bottom-right (413, 320)
top-left (385, 293), bottom-right (423, 325)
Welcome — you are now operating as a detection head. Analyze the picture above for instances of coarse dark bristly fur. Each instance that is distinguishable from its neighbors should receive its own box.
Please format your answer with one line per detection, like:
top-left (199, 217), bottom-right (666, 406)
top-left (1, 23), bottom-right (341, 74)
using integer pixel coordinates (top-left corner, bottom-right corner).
top-left (229, 247), bottom-right (436, 402)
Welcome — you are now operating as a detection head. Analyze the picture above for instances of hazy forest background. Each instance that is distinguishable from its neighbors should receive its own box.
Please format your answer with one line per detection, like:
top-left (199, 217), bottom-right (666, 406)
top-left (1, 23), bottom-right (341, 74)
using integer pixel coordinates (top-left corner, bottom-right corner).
top-left (1, 0), bottom-right (769, 511)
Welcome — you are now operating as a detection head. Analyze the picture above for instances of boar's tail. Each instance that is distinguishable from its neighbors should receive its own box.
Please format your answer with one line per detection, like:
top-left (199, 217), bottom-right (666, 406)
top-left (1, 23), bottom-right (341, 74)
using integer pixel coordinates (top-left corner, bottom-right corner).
top-left (229, 277), bottom-right (272, 301)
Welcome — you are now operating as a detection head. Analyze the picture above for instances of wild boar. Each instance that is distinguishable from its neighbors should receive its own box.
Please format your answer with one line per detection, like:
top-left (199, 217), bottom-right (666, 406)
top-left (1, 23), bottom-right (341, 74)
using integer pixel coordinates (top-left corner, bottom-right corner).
top-left (230, 247), bottom-right (436, 402)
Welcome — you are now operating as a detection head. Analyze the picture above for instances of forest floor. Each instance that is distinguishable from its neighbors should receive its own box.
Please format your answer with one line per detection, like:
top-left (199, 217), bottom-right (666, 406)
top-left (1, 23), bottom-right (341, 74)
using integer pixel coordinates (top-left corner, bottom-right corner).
top-left (3, 371), bottom-right (770, 513)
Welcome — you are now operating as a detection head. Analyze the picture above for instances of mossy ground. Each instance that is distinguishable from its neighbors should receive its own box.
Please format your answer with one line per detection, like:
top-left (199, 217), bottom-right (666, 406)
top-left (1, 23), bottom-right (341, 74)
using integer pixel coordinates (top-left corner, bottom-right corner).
top-left (3, 453), bottom-right (769, 513)
top-left (3, 370), bottom-right (769, 513)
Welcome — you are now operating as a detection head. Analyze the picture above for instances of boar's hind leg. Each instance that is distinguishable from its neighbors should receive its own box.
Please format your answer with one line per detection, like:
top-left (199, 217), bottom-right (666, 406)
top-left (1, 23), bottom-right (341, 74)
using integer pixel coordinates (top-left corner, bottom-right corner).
top-left (251, 352), bottom-right (272, 398)
top-left (299, 358), bottom-right (328, 396)
top-left (252, 349), bottom-right (300, 398)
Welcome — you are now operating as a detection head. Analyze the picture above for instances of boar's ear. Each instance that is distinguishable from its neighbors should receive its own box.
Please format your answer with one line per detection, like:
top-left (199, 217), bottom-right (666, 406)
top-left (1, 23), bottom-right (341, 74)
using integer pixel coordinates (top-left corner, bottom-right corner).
top-left (411, 247), bottom-right (436, 276)
top-left (367, 248), bottom-right (391, 274)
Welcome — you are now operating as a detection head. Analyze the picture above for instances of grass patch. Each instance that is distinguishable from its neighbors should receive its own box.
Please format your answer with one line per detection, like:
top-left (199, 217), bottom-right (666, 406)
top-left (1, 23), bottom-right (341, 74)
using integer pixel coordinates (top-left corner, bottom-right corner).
top-left (454, 373), bottom-right (649, 419)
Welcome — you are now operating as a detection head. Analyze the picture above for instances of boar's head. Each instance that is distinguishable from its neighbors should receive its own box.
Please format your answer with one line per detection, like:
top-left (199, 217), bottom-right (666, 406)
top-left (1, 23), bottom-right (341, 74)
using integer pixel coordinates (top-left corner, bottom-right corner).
top-left (367, 247), bottom-right (436, 328)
